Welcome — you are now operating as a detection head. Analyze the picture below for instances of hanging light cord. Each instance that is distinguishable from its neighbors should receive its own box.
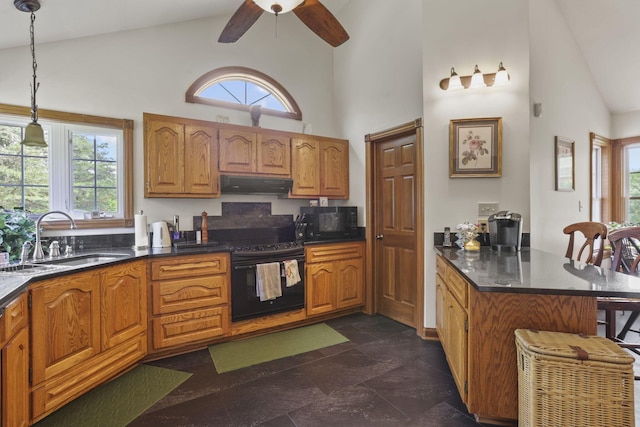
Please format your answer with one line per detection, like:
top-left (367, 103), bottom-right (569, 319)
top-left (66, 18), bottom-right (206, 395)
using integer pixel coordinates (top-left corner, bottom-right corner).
top-left (29, 11), bottom-right (39, 123)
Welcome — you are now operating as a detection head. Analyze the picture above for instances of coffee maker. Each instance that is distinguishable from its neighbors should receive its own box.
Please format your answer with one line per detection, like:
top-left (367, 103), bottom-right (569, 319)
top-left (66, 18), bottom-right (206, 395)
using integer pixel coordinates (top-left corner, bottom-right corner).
top-left (488, 211), bottom-right (523, 251)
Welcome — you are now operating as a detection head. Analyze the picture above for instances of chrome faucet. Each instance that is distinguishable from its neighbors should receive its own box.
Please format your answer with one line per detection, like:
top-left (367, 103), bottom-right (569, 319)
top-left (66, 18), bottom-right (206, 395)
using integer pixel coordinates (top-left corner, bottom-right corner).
top-left (33, 211), bottom-right (77, 261)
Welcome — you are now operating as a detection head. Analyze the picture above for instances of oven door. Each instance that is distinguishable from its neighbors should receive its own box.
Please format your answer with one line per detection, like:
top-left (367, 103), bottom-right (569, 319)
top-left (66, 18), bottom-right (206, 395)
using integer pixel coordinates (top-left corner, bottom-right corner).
top-left (231, 255), bottom-right (305, 322)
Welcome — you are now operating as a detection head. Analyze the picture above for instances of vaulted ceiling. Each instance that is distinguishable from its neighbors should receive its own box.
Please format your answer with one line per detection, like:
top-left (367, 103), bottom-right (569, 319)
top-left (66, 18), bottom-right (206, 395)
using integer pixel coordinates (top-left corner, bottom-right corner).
top-left (0, 0), bottom-right (636, 114)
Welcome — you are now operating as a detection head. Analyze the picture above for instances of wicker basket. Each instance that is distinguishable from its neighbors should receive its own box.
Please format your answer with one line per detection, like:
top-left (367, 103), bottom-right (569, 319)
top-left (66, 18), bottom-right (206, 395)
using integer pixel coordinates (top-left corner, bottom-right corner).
top-left (515, 329), bottom-right (635, 427)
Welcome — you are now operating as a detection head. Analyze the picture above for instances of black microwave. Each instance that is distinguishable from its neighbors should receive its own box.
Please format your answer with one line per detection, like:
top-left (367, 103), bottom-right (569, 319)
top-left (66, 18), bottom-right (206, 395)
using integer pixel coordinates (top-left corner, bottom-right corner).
top-left (300, 206), bottom-right (358, 241)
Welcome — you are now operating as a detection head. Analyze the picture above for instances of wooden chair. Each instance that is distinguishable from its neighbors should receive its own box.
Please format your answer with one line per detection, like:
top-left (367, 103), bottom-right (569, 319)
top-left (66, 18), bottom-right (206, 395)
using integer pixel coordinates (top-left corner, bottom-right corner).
top-left (563, 221), bottom-right (608, 266)
top-left (599, 226), bottom-right (640, 356)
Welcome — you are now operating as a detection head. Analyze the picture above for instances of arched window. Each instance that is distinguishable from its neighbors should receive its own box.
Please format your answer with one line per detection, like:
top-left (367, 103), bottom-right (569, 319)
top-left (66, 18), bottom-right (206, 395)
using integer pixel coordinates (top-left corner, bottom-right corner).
top-left (185, 66), bottom-right (302, 121)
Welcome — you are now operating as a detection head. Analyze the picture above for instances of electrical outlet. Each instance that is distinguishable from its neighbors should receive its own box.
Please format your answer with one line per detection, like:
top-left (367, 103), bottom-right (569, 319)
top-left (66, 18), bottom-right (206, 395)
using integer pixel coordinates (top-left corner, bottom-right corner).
top-left (478, 203), bottom-right (499, 217)
top-left (477, 219), bottom-right (488, 232)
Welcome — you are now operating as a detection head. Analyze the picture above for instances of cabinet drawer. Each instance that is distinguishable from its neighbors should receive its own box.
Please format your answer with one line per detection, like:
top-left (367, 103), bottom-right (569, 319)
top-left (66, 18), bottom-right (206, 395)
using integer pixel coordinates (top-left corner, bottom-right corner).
top-left (446, 266), bottom-right (468, 309)
top-left (151, 253), bottom-right (228, 280)
top-left (1, 292), bottom-right (27, 344)
top-left (436, 255), bottom-right (447, 278)
top-left (306, 242), bottom-right (364, 263)
top-left (151, 275), bottom-right (228, 315)
top-left (152, 306), bottom-right (229, 350)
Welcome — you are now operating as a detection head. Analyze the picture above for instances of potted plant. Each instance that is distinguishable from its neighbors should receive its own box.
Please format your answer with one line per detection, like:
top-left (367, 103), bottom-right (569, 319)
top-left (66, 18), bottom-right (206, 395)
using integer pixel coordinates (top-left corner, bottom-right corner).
top-left (0, 209), bottom-right (36, 262)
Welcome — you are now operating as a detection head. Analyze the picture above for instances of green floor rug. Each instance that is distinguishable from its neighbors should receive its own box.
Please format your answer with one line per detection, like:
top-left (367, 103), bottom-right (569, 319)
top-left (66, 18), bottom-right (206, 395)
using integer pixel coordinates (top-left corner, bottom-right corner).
top-left (209, 323), bottom-right (349, 373)
top-left (34, 364), bottom-right (191, 427)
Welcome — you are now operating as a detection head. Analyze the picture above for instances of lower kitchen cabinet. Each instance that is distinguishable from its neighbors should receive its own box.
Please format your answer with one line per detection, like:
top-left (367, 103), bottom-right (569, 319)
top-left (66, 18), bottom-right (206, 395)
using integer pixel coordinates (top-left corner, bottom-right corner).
top-left (30, 261), bottom-right (147, 422)
top-left (435, 254), bottom-right (598, 424)
top-left (1, 292), bottom-right (29, 427)
top-left (148, 253), bottom-right (230, 352)
top-left (305, 242), bottom-right (364, 317)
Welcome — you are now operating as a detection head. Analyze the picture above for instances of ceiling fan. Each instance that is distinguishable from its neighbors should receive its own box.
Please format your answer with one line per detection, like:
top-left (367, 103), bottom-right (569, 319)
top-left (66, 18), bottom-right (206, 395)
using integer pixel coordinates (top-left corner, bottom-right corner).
top-left (218, 0), bottom-right (349, 47)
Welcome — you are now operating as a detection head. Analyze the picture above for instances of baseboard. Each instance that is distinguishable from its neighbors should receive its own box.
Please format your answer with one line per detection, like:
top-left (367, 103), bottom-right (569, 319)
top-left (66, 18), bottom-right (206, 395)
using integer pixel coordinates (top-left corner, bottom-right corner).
top-left (421, 327), bottom-right (439, 341)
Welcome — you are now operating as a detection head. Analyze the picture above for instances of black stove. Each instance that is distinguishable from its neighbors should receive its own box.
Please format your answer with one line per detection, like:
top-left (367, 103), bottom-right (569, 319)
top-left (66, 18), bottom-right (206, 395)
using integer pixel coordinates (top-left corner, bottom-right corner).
top-left (231, 241), bottom-right (303, 259)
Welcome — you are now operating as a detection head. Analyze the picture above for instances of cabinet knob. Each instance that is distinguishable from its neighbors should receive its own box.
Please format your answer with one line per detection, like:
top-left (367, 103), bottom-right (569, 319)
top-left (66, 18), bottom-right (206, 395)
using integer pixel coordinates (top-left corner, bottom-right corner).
top-left (376, 234), bottom-right (384, 240)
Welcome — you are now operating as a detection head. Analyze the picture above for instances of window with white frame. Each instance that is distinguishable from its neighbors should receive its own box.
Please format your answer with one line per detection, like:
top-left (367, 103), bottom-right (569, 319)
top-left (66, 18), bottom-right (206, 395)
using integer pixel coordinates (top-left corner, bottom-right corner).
top-left (624, 143), bottom-right (640, 223)
top-left (0, 114), bottom-right (126, 219)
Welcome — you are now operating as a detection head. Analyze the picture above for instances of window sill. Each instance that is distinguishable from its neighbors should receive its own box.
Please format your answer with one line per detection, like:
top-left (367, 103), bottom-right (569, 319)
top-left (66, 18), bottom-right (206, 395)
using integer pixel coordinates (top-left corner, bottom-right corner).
top-left (39, 218), bottom-right (133, 230)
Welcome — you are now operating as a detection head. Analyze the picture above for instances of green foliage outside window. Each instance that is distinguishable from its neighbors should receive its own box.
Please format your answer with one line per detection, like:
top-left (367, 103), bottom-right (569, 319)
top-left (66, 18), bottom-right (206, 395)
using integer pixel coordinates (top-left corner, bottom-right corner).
top-left (0, 209), bottom-right (36, 261)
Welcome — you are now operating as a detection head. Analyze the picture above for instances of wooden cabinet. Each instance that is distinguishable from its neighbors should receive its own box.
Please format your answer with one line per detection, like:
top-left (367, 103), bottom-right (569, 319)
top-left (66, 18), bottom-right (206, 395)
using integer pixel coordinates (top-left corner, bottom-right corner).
top-left (305, 242), bottom-right (364, 316)
top-left (291, 137), bottom-right (349, 199)
top-left (144, 113), bottom-right (220, 198)
top-left (219, 128), bottom-right (291, 177)
top-left (435, 254), bottom-right (598, 424)
top-left (149, 253), bottom-right (230, 351)
top-left (30, 261), bottom-right (147, 421)
top-left (1, 292), bottom-right (29, 427)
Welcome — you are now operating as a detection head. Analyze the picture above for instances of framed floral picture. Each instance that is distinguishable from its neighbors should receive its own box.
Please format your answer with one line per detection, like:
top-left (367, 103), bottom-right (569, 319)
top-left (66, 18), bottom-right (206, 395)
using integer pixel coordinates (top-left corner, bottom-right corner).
top-left (449, 117), bottom-right (502, 177)
top-left (555, 136), bottom-right (574, 191)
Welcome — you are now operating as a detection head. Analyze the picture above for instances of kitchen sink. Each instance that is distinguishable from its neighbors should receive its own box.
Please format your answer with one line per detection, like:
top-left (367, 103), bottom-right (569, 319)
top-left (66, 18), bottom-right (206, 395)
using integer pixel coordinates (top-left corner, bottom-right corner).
top-left (32, 253), bottom-right (131, 267)
top-left (0, 263), bottom-right (70, 276)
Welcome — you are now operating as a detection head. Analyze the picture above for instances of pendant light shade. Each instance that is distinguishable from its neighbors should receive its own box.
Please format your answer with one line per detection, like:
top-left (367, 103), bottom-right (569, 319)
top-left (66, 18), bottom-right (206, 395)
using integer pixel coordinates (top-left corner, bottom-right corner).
top-left (22, 121), bottom-right (46, 147)
top-left (16, 1), bottom-right (47, 147)
top-left (252, 0), bottom-right (304, 15)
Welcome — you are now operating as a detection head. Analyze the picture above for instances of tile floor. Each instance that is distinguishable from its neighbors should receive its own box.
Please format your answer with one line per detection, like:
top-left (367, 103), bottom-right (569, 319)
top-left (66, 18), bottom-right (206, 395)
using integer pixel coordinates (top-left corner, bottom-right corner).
top-left (129, 313), bottom-right (495, 426)
top-left (130, 312), bottom-right (640, 426)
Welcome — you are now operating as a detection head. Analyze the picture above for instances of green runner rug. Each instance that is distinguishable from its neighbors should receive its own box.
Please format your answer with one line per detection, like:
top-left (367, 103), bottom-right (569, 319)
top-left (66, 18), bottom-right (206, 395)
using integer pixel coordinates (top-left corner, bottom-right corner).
top-left (34, 364), bottom-right (191, 427)
top-left (209, 323), bottom-right (349, 373)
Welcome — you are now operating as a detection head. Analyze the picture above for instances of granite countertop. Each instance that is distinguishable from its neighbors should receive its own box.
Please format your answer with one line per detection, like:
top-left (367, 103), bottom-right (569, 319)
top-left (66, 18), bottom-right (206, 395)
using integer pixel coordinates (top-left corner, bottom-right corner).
top-left (0, 244), bottom-right (232, 308)
top-left (436, 246), bottom-right (640, 298)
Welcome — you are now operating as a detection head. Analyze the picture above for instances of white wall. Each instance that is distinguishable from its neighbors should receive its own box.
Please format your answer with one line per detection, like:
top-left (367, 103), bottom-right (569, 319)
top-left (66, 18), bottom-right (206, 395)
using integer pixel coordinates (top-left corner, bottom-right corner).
top-left (333, 0), bottom-right (423, 225)
top-left (422, 0), bottom-right (531, 327)
top-left (613, 111), bottom-right (640, 139)
top-left (529, 0), bottom-right (610, 255)
top-left (0, 14), bottom-right (339, 228)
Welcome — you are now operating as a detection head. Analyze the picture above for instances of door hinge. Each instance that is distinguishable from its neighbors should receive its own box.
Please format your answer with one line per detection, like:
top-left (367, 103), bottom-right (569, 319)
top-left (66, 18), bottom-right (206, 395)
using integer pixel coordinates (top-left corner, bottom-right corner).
top-left (464, 381), bottom-right (468, 393)
top-left (27, 293), bottom-right (32, 310)
top-left (464, 319), bottom-right (468, 331)
top-left (29, 367), bottom-right (33, 385)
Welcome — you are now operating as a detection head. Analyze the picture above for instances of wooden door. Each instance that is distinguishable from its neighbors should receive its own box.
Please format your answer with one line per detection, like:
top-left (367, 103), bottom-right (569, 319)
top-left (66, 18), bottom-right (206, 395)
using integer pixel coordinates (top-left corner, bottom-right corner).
top-left (257, 132), bottom-right (291, 176)
top-left (145, 119), bottom-right (185, 195)
top-left (101, 261), bottom-right (147, 350)
top-left (336, 257), bottom-right (364, 309)
top-left (219, 129), bottom-right (257, 173)
top-left (185, 124), bottom-right (219, 195)
top-left (320, 139), bottom-right (349, 198)
top-left (367, 120), bottom-right (423, 330)
top-left (2, 327), bottom-right (29, 427)
top-left (291, 138), bottom-right (320, 196)
top-left (30, 271), bottom-right (102, 385)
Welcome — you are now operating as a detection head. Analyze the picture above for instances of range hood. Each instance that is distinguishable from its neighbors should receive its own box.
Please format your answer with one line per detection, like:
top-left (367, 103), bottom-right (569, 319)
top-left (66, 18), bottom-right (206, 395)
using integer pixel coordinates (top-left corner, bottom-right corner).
top-left (220, 175), bottom-right (293, 194)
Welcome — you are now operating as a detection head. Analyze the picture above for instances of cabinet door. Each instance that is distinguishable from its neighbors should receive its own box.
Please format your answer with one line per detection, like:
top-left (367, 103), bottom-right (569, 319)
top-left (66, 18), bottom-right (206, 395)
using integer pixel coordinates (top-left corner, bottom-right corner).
top-left (336, 257), bottom-right (364, 309)
top-left (257, 132), bottom-right (291, 176)
top-left (219, 129), bottom-right (257, 173)
top-left (101, 261), bottom-right (147, 350)
top-left (320, 139), bottom-right (349, 198)
top-left (31, 271), bottom-right (101, 385)
top-left (2, 327), bottom-right (29, 427)
top-left (291, 138), bottom-right (320, 196)
top-left (185, 124), bottom-right (219, 195)
top-left (447, 292), bottom-right (468, 401)
top-left (145, 120), bottom-right (185, 195)
top-left (435, 274), bottom-right (446, 350)
top-left (306, 262), bottom-right (336, 316)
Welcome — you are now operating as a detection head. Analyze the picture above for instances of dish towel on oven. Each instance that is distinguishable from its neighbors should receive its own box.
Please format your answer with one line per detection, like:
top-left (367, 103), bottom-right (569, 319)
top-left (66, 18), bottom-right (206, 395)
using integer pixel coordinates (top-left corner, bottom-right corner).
top-left (283, 259), bottom-right (301, 287)
top-left (256, 262), bottom-right (282, 301)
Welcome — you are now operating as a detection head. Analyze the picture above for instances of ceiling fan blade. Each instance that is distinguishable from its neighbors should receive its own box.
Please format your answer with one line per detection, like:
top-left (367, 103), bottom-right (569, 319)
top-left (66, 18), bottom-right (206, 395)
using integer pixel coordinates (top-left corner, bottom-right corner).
top-left (293, 0), bottom-right (349, 47)
top-left (218, 0), bottom-right (264, 43)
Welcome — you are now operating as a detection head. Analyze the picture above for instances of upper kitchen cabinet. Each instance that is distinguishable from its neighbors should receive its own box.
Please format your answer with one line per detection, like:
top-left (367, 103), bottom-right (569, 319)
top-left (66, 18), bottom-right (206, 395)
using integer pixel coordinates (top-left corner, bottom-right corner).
top-left (144, 113), bottom-right (220, 198)
top-left (219, 128), bottom-right (291, 177)
top-left (290, 137), bottom-right (349, 199)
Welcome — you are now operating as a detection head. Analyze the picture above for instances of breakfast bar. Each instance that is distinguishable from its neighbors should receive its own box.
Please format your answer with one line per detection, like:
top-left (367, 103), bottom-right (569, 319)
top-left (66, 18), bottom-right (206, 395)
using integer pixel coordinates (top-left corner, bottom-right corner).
top-left (435, 246), bottom-right (640, 425)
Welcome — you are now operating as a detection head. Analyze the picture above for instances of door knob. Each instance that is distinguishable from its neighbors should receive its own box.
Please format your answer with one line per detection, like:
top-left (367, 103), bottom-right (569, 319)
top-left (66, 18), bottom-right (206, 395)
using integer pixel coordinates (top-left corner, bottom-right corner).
top-left (376, 234), bottom-right (383, 240)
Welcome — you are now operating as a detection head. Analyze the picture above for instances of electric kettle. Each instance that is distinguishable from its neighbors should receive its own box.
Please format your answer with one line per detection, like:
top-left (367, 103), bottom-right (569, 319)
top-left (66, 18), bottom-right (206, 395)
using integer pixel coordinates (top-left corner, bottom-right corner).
top-left (151, 221), bottom-right (171, 248)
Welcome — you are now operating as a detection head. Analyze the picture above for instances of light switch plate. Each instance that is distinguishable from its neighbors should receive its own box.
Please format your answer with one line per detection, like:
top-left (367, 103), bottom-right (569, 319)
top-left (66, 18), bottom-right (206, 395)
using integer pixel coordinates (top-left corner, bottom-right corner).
top-left (478, 203), bottom-right (499, 216)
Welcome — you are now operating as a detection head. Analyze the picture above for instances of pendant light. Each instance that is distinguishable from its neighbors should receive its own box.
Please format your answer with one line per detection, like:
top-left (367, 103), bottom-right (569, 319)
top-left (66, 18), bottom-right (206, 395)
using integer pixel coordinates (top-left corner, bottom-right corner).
top-left (15, 0), bottom-right (46, 147)
top-left (252, 0), bottom-right (304, 15)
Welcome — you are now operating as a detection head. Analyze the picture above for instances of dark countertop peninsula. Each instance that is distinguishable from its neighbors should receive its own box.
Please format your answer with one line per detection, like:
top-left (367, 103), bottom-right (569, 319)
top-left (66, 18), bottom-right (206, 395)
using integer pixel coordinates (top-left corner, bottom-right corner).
top-left (436, 246), bottom-right (640, 298)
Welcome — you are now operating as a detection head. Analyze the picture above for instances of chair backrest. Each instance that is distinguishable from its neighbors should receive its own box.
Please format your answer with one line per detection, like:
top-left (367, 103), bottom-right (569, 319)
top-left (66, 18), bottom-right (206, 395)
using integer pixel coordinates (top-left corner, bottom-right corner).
top-left (609, 226), bottom-right (640, 273)
top-left (563, 221), bottom-right (608, 266)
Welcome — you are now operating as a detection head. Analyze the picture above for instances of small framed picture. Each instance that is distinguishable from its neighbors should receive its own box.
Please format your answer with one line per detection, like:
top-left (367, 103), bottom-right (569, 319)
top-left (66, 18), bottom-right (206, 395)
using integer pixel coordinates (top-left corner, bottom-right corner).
top-left (555, 136), bottom-right (574, 191)
top-left (449, 117), bottom-right (502, 178)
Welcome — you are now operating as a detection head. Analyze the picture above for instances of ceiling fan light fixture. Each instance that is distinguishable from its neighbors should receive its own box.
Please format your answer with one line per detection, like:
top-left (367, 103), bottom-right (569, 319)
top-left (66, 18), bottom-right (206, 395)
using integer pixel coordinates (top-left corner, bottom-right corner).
top-left (252, 0), bottom-right (304, 15)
